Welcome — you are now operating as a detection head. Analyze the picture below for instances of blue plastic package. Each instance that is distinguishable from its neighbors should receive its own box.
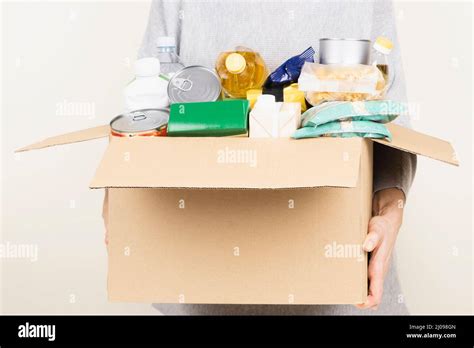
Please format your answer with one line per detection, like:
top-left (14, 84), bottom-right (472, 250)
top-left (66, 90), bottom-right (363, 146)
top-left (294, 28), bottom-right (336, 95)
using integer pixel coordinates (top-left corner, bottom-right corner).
top-left (264, 47), bottom-right (315, 87)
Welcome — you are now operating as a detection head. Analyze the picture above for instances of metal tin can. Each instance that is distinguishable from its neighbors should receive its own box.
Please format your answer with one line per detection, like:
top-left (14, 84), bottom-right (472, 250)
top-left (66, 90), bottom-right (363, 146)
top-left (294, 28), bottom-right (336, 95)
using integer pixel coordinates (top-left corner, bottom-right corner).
top-left (319, 38), bottom-right (371, 65)
top-left (110, 109), bottom-right (169, 137)
top-left (167, 65), bottom-right (222, 104)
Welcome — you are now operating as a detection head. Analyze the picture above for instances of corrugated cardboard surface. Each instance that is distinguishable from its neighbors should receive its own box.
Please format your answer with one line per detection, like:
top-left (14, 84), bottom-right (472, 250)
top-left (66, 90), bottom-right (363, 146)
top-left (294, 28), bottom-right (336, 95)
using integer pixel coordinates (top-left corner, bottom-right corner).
top-left (90, 137), bottom-right (362, 189)
top-left (374, 123), bottom-right (459, 166)
top-left (16, 125), bottom-right (110, 152)
top-left (106, 141), bottom-right (373, 305)
top-left (15, 121), bottom-right (456, 304)
top-left (14, 118), bottom-right (457, 305)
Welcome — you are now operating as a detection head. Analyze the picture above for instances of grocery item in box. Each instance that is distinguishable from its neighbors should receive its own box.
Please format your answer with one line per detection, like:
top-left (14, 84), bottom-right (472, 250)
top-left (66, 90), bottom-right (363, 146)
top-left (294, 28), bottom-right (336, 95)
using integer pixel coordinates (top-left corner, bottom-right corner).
top-left (302, 100), bottom-right (401, 128)
top-left (249, 95), bottom-right (301, 138)
top-left (372, 36), bottom-right (395, 93)
top-left (216, 47), bottom-right (269, 99)
top-left (305, 91), bottom-right (373, 105)
top-left (298, 62), bottom-right (386, 105)
top-left (155, 36), bottom-right (185, 78)
top-left (262, 84), bottom-right (284, 102)
top-left (246, 89), bottom-right (263, 109)
top-left (110, 109), bottom-right (169, 137)
top-left (248, 84), bottom-right (307, 113)
top-left (167, 100), bottom-right (249, 137)
top-left (264, 46), bottom-right (315, 87)
top-left (293, 120), bottom-right (392, 141)
top-left (319, 38), bottom-right (371, 65)
top-left (167, 66), bottom-right (222, 104)
top-left (124, 58), bottom-right (169, 112)
top-left (284, 83), bottom-right (307, 112)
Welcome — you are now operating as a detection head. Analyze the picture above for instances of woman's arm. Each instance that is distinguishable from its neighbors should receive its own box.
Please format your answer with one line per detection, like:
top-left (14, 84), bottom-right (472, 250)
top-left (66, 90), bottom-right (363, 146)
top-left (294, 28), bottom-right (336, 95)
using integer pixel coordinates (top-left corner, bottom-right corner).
top-left (371, 0), bottom-right (417, 196)
top-left (358, 0), bottom-right (417, 310)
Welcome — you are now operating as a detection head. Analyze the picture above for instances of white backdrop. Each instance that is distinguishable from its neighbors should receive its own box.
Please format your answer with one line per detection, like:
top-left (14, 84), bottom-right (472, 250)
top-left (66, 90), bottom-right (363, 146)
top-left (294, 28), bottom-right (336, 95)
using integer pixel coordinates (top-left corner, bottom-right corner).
top-left (1, 0), bottom-right (472, 314)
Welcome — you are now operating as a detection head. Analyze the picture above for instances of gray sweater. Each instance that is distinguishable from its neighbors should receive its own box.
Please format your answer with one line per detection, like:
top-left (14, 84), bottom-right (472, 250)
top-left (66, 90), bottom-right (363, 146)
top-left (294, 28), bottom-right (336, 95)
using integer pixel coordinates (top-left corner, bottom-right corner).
top-left (139, 0), bottom-right (416, 315)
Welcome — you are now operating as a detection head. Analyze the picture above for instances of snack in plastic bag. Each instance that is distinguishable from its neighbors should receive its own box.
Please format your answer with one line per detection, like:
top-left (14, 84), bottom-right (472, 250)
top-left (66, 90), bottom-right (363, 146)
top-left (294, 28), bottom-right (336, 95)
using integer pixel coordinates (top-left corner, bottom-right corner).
top-left (297, 63), bottom-right (386, 105)
top-left (305, 91), bottom-right (372, 105)
top-left (302, 100), bottom-right (402, 127)
top-left (264, 47), bottom-right (315, 87)
top-left (292, 120), bottom-right (392, 141)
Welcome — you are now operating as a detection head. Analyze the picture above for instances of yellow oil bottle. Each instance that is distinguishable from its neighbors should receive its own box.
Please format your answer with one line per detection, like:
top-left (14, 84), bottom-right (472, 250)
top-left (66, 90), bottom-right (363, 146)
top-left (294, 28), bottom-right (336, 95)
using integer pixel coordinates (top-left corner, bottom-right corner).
top-left (216, 49), bottom-right (269, 99)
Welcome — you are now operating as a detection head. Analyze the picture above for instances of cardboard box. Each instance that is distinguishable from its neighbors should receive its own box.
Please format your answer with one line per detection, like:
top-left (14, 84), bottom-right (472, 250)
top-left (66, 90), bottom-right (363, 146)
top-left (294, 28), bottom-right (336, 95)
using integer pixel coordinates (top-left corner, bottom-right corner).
top-left (18, 123), bottom-right (458, 305)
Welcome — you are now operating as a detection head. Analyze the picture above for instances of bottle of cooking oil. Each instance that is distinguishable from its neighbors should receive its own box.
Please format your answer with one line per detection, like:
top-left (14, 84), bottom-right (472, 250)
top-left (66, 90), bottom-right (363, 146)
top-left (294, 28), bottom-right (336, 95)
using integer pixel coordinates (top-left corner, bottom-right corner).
top-left (372, 36), bottom-right (395, 92)
top-left (216, 47), bottom-right (269, 99)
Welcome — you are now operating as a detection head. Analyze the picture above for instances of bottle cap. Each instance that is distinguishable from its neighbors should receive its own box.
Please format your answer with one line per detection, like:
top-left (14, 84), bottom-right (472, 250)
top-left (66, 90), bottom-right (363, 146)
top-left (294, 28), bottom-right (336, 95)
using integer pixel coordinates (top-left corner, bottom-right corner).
top-left (156, 36), bottom-right (176, 48)
top-left (374, 37), bottom-right (394, 55)
top-left (225, 53), bottom-right (247, 74)
top-left (134, 57), bottom-right (161, 77)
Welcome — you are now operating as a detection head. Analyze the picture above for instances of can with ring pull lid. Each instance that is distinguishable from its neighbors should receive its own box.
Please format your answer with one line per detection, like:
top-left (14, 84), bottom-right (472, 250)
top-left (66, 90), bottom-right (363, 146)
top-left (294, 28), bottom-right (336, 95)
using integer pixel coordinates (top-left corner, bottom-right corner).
top-left (110, 109), bottom-right (169, 137)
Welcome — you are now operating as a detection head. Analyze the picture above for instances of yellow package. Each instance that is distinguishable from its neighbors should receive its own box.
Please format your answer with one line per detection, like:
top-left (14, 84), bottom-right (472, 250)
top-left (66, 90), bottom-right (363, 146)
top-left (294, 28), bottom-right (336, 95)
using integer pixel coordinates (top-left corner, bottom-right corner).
top-left (246, 89), bottom-right (263, 109)
top-left (283, 84), bottom-right (307, 112)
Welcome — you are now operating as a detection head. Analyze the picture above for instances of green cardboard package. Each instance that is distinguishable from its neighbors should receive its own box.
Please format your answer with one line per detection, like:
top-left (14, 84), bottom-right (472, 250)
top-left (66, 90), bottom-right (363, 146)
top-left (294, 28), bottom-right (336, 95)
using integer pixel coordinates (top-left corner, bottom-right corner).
top-left (167, 100), bottom-right (249, 137)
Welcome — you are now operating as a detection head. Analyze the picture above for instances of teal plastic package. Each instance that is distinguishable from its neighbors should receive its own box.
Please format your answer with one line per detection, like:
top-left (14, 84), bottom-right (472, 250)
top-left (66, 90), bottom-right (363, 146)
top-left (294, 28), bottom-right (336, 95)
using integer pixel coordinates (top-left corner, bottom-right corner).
top-left (301, 100), bottom-right (403, 127)
top-left (292, 120), bottom-right (392, 141)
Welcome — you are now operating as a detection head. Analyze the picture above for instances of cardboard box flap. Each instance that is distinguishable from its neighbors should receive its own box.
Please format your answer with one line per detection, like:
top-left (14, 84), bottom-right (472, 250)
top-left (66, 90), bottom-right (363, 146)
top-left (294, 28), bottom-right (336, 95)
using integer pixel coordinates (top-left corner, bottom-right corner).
top-left (90, 137), bottom-right (363, 189)
top-left (374, 124), bottom-right (459, 166)
top-left (16, 125), bottom-right (110, 152)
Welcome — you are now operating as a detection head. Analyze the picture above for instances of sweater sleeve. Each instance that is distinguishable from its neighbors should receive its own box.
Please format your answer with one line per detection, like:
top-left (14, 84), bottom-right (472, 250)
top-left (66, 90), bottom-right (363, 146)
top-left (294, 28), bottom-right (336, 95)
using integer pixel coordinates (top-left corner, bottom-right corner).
top-left (371, 0), bottom-right (417, 198)
top-left (138, 0), bottom-right (182, 59)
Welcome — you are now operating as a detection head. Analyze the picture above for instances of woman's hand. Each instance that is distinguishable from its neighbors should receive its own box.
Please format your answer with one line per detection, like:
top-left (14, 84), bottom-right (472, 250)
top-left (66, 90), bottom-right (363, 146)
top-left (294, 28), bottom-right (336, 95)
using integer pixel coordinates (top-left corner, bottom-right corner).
top-left (356, 188), bottom-right (405, 311)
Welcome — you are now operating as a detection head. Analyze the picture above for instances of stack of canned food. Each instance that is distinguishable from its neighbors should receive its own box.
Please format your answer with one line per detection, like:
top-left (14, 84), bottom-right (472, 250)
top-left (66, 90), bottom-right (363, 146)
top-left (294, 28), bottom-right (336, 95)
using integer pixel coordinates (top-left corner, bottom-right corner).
top-left (112, 64), bottom-right (224, 137)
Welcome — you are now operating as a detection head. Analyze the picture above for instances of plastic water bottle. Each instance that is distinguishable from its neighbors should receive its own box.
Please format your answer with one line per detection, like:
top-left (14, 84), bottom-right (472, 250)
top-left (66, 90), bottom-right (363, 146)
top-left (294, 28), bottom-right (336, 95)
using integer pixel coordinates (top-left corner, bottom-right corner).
top-left (156, 36), bottom-right (184, 78)
top-left (124, 57), bottom-right (169, 112)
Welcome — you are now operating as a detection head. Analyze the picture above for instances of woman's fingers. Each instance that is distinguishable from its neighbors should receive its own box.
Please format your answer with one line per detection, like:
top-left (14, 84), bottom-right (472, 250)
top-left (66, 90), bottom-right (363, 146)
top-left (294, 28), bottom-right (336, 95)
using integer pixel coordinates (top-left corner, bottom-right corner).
top-left (357, 216), bottom-right (394, 310)
top-left (367, 248), bottom-right (388, 309)
top-left (356, 189), bottom-right (405, 311)
top-left (363, 216), bottom-right (388, 252)
top-left (356, 246), bottom-right (385, 310)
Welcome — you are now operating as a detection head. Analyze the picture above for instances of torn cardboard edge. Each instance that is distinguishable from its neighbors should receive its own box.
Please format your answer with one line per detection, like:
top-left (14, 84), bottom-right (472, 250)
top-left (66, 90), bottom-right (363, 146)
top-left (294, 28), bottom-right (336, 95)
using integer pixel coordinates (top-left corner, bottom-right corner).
top-left (15, 125), bottom-right (110, 152)
top-left (91, 185), bottom-right (360, 191)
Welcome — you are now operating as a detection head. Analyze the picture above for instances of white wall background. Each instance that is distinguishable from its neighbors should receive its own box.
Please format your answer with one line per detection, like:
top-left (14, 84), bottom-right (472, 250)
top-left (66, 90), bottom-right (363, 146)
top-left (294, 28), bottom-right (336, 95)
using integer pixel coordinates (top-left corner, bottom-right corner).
top-left (394, 1), bottom-right (473, 314)
top-left (1, 0), bottom-right (472, 314)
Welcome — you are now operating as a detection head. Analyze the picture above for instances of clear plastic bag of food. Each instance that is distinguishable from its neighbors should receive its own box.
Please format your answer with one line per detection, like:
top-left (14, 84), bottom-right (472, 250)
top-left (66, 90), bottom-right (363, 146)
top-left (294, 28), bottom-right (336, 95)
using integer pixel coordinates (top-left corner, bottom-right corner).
top-left (297, 63), bottom-right (386, 105)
